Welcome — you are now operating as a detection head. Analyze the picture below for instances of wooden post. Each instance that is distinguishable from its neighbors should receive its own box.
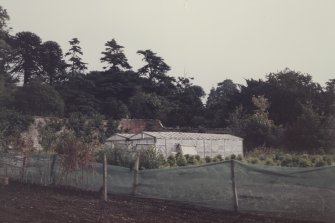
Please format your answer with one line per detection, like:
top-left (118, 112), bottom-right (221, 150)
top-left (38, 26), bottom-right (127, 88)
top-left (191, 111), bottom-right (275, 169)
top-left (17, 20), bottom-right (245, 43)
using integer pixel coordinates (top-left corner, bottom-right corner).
top-left (50, 154), bottom-right (57, 185)
top-left (132, 154), bottom-right (140, 195)
top-left (5, 156), bottom-right (8, 177)
top-left (230, 159), bottom-right (239, 212)
top-left (102, 153), bottom-right (108, 202)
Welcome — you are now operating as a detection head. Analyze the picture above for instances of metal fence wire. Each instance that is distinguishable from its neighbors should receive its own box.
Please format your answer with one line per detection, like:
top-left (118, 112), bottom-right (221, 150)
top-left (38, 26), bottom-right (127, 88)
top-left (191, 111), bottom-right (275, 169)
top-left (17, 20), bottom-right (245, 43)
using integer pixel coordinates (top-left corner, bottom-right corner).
top-left (0, 152), bottom-right (334, 222)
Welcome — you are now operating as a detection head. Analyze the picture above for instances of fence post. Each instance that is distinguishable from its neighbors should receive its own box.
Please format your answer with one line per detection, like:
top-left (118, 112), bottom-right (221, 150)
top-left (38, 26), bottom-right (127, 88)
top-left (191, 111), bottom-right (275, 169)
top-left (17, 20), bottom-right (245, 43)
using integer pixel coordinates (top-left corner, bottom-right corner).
top-left (5, 155), bottom-right (8, 177)
top-left (102, 153), bottom-right (108, 202)
top-left (230, 159), bottom-right (239, 212)
top-left (50, 154), bottom-right (57, 185)
top-left (132, 154), bottom-right (140, 196)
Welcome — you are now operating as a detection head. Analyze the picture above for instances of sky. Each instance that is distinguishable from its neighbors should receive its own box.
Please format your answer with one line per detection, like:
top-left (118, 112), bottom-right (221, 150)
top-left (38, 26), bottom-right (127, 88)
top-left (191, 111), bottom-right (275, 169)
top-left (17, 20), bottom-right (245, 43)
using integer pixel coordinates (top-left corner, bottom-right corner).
top-left (2, 0), bottom-right (335, 93)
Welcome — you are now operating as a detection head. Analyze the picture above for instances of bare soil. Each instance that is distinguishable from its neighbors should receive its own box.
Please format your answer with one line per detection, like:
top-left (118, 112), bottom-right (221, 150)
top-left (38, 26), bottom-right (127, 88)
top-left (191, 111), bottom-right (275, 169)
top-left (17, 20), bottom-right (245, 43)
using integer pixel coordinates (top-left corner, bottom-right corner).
top-left (0, 182), bottom-right (322, 223)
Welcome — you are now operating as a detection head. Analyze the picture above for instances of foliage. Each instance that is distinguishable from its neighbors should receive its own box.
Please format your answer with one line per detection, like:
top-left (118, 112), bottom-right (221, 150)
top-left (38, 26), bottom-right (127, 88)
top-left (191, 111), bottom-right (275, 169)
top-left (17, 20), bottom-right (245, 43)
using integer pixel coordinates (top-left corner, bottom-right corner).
top-left (38, 118), bottom-right (64, 151)
top-left (65, 112), bottom-right (105, 147)
top-left (65, 38), bottom-right (87, 75)
top-left (0, 5), bottom-right (334, 153)
top-left (96, 145), bottom-right (134, 168)
top-left (40, 41), bottom-right (68, 85)
top-left (7, 31), bottom-right (43, 85)
top-left (245, 147), bottom-right (334, 167)
top-left (14, 81), bottom-right (64, 116)
top-left (100, 38), bottom-right (131, 71)
top-left (55, 133), bottom-right (94, 172)
top-left (0, 109), bottom-right (33, 151)
top-left (139, 146), bottom-right (166, 169)
top-left (285, 102), bottom-right (326, 152)
top-left (206, 79), bottom-right (239, 127)
top-left (137, 49), bottom-right (170, 83)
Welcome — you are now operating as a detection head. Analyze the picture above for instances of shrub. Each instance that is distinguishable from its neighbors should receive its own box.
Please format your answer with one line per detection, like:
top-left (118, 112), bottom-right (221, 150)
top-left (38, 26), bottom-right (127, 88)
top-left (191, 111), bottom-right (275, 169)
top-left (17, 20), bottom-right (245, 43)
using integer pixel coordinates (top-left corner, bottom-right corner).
top-left (315, 160), bottom-right (326, 167)
top-left (0, 109), bottom-right (33, 151)
top-left (55, 133), bottom-right (94, 172)
top-left (250, 158), bottom-right (259, 164)
top-left (194, 155), bottom-right (201, 162)
top-left (264, 158), bottom-right (275, 166)
top-left (139, 146), bottom-right (166, 169)
top-left (215, 155), bottom-right (223, 161)
top-left (281, 154), bottom-right (293, 167)
top-left (167, 155), bottom-right (176, 167)
top-left (237, 154), bottom-right (243, 161)
top-left (175, 152), bottom-right (187, 166)
top-left (205, 156), bottom-right (212, 163)
top-left (230, 154), bottom-right (236, 160)
top-left (297, 157), bottom-right (312, 167)
top-left (38, 118), bottom-right (64, 151)
top-left (187, 155), bottom-right (199, 165)
top-left (14, 81), bottom-right (64, 116)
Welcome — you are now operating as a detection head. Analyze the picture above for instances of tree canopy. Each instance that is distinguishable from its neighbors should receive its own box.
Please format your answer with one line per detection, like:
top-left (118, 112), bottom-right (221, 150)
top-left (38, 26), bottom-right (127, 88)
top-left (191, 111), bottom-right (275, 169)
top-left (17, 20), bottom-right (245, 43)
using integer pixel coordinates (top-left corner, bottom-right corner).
top-left (1, 4), bottom-right (334, 153)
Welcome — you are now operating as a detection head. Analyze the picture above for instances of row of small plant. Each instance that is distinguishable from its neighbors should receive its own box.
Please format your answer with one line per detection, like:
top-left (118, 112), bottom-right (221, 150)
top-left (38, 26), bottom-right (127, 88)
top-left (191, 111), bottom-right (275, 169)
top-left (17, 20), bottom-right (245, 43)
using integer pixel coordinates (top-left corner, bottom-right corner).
top-left (244, 152), bottom-right (334, 167)
top-left (96, 145), bottom-right (335, 170)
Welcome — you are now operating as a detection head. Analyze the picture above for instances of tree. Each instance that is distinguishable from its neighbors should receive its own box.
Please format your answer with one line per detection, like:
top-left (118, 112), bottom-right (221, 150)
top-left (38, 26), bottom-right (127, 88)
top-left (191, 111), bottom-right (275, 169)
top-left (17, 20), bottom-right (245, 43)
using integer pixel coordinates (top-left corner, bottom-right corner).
top-left (265, 68), bottom-right (322, 125)
top-left (286, 102), bottom-right (324, 152)
top-left (100, 39), bottom-right (131, 71)
top-left (227, 96), bottom-right (278, 150)
top-left (166, 82), bottom-right (206, 127)
top-left (128, 92), bottom-right (169, 120)
top-left (323, 79), bottom-right (335, 115)
top-left (40, 41), bottom-right (68, 85)
top-left (65, 38), bottom-right (87, 75)
top-left (206, 79), bottom-right (240, 127)
top-left (7, 31), bottom-right (43, 85)
top-left (59, 74), bottom-right (98, 116)
top-left (0, 6), bottom-right (9, 33)
top-left (243, 96), bottom-right (277, 149)
top-left (14, 81), bottom-right (64, 116)
top-left (0, 6), bottom-right (10, 73)
top-left (137, 49), bottom-right (170, 83)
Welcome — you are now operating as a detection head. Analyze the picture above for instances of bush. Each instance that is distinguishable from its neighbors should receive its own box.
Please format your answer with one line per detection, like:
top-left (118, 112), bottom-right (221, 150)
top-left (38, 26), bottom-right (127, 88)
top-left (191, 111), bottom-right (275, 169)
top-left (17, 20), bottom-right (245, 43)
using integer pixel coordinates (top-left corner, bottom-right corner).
top-left (250, 158), bottom-right (259, 164)
top-left (187, 155), bottom-right (199, 165)
top-left (230, 154), bottom-right (236, 160)
top-left (55, 133), bottom-right (94, 171)
top-left (0, 109), bottom-right (33, 151)
top-left (14, 81), bottom-right (64, 116)
top-left (139, 146), bottom-right (166, 169)
top-left (205, 156), bottom-right (212, 163)
top-left (175, 152), bottom-right (187, 166)
top-left (38, 118), bottom-right (64, 151)
top-left (297, 157), bottom-right (312, 167)
top-left (315, 160), bottom-right (326, 167)
top-left (264, 158), bottom-right (275, 166)
top-left (237, 154), bottom-right (243, 161)
top-left (167, 155), bottom-right (176, 167)
top-left (281, 154), bottom-right (293, 167)
top-left (215, 155), bottom-right (223, 161)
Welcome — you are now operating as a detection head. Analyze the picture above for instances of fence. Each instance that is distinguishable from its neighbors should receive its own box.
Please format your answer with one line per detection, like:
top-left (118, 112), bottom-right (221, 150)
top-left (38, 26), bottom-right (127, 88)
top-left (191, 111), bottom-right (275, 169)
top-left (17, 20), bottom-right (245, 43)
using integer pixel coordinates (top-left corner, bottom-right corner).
top-left (0, 152), bottom-right (334, 222)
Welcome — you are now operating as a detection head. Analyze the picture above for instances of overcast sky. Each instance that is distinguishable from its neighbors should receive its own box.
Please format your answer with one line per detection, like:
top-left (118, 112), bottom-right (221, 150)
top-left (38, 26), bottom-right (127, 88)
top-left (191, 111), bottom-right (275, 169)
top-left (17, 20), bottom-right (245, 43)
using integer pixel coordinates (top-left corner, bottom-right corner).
top-left (2, 0), bottom-right (335, 93)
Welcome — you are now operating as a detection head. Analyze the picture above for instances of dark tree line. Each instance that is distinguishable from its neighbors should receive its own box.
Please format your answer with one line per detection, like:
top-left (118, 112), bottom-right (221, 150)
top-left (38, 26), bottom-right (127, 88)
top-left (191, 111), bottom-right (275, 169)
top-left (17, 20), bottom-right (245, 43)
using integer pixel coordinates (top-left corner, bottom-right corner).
top-left (1, 5), bottom-right (334, 153)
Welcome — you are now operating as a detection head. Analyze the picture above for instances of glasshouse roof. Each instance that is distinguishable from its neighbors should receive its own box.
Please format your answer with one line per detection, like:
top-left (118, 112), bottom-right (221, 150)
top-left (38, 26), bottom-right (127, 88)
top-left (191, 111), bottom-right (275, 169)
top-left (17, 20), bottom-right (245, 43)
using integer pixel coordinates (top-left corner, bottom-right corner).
top-left (106, 133), bottom-right (134, 141)
top-left (131, 132), bottom-right (242, 141)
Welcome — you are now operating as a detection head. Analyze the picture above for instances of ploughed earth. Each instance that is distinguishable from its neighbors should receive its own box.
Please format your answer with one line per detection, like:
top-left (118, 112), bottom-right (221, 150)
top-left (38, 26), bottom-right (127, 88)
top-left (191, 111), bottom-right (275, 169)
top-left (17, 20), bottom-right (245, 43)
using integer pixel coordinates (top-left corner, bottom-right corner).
top-left (0, 182), bottom-right (323, 223)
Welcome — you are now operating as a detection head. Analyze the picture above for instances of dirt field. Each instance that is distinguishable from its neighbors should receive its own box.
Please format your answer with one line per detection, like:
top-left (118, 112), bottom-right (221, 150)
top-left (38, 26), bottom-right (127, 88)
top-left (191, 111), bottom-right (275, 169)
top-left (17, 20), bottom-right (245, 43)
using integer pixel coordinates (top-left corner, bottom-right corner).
top-left (0, 183), bottom-right (323, 223)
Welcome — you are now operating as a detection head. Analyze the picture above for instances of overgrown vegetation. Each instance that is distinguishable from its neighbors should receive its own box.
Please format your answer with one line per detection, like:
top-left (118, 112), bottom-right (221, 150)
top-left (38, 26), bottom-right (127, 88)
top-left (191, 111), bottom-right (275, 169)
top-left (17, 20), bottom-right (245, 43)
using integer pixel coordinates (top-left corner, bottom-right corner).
top-left (1, 5), bottom-right (334, 158)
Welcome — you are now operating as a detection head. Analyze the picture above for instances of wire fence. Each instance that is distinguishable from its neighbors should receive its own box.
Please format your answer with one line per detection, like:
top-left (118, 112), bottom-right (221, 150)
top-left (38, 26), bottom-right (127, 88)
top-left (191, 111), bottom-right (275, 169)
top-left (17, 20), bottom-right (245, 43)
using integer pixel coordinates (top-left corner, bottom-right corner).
top-left (0, 152), bottom-right (334, 222)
